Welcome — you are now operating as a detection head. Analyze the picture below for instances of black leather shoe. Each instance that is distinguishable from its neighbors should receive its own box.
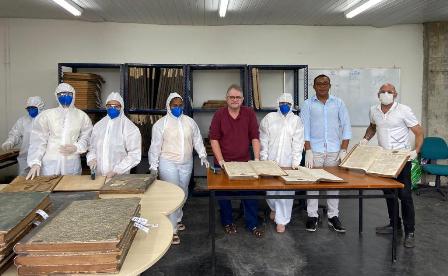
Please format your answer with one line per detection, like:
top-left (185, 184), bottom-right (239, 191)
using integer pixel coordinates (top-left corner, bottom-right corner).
top-left (328, 216), bottom-right (346, 233)
top-left (404, 233), bottom-right (415, 248)
top-left (306, 216), bottom-right (318, 232)
top-left (375, 224), bottom-right (403, 235)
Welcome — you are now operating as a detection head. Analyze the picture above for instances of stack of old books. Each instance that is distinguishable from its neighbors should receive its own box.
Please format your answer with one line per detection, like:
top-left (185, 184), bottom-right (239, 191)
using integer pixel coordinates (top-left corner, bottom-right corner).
top-left (63, 72), bottom-right (104, 109)
top-left (14, 198), bottom-right (141, 275)
top-left (202, 100), bottom-right (227, 109)
top-left (0, 192), bottom-right (51, 273)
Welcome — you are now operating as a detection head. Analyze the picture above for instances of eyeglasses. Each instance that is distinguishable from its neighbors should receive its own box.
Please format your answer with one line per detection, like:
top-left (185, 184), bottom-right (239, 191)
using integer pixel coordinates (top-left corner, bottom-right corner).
top-left (315, 82), bottom-right (330, 87)
top-left (227, 96), bottom-right (243, 100)
top-left (106, 104), bottom-right (121, 109)
top-left (57, 92), bottom-right (73, 97)
top-left (379, 90), bottom-right (394, 94)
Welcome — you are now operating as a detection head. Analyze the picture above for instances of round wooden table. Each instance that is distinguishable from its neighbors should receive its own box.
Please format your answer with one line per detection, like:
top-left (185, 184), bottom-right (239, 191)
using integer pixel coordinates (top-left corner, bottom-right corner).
top-left (100, 180), bottom-right (186, 215)
top-left (3, 180), bottom-right (184, 276)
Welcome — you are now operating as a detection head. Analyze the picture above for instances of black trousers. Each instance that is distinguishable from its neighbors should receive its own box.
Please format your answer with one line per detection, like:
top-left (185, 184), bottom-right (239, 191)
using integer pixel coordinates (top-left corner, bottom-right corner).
top-left (383, 161), bottom-right (415, 234)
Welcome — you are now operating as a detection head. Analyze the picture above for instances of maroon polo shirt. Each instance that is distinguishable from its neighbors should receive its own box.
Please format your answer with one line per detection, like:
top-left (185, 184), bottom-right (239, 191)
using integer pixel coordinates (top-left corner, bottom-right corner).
top-left (209, 106), bottom-right (259, 163)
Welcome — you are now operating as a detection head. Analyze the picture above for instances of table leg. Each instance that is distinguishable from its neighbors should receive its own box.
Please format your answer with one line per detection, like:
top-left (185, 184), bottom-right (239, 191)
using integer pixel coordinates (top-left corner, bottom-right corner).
top-left (210, 191), bottom-right (216, 275)
top-left (359, 190), bottom-right (363, 234)
top-left (392, 189), bottom-right (398, 262)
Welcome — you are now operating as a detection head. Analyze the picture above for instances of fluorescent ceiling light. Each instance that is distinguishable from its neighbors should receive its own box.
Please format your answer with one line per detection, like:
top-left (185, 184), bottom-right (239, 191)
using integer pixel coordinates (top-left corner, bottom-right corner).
top-left (345, 0), bottom-right (385, 19)
top-left (219, 0), bottom-right (229, 18)
top-left (52, 0), bottom-right (83, 16)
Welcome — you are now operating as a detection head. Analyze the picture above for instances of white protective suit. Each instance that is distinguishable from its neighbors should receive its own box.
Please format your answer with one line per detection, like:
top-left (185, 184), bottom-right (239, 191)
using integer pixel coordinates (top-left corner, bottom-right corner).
top-left (27, 83), bottom-right (93, 176)
top-left (2, 97), bottom-right (45, 175)
top-left (149, 92), bottom-right (207, 233)
top-left (260, 93), bottom-right (304, 225)
top-left (87, 92), bottom-right (141, 176)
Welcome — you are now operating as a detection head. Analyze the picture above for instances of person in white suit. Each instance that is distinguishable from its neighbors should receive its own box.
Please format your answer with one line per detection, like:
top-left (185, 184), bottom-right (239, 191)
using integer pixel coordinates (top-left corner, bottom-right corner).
top-left (26, 83), bottom-right (92, 179)
top-left (87, 92), bottom-right (141, 178)
top-left (2, 96), bottom-right (45, 176)
top-left (260, 93), bottom-right (304, 233)
top-left (149, 92), bottom-right (209, 245)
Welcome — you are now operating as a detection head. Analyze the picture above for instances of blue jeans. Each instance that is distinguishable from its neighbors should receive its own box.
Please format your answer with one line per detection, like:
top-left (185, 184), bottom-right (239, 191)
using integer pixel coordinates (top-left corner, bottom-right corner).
top-left (217, 191), bottom-right (259, 230)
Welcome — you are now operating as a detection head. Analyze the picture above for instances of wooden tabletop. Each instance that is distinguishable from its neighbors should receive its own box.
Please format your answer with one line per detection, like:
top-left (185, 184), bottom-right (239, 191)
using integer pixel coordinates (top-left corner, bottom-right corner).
top-left (207, 166), bottom-right (404, 190)
top-left (0, 184), bottom-right (7, 191)
top-left (4, 212), bottom-right (173, 276)
top-left (100, 180), bottom-right (185, 215)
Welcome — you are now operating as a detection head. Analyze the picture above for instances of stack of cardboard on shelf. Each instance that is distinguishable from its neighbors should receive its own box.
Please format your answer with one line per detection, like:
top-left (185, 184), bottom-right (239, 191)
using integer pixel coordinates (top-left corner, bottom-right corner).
top-left (130, 114), bottom-right (163, 154)
top-left (203, 138), bottom-right (213, 156)
top-left (251, 68), bottom-right (262, 109)
top-left (14, 198), bottom-right (141, 275)
top-left (201, 100), bottom-right (227, 109)
top-left (63, 72), bottom-right (105, 109)
top-left (2, 176), bottom-right (62, 193)
top-left (0, 192), bottom-right (51, 273)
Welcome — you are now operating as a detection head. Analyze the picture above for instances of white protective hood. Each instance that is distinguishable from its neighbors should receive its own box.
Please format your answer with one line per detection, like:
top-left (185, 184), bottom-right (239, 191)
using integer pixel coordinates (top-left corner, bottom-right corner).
top-left (55, 83), bottom-right (76, 108)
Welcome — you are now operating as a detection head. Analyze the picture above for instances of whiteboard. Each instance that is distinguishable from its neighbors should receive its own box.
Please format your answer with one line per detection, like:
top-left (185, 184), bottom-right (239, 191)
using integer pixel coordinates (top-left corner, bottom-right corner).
top-left (307, 68), bottom-right (400, 126)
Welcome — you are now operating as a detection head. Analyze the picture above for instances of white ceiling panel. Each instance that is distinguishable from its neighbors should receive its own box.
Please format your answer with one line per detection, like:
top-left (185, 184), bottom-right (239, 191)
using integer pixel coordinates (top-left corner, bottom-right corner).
top-left (0, 0), bottom-right (447, 27)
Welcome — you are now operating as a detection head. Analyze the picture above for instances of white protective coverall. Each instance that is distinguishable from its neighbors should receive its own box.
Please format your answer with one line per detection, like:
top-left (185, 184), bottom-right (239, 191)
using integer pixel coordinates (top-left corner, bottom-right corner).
top-left (27, 83), bottom-right (93, 175)
top-left (1, 97), bottom-right (45, 175)
top-left (149, 92), bottom-right (207, 233)
top-left (87, 92), bottom-right (142, 176)
top-left (260, 93), bottom-right (304, 225)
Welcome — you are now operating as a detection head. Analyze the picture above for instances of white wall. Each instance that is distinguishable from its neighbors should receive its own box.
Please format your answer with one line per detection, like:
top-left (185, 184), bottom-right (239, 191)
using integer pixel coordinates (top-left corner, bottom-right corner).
top-left (0, 19), bottom-right (423, 148)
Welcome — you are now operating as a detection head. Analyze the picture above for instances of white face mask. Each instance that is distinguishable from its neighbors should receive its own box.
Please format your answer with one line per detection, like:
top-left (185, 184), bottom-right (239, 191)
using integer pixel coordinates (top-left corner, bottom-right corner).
top-left (379, 93), bottom-right (394, 105)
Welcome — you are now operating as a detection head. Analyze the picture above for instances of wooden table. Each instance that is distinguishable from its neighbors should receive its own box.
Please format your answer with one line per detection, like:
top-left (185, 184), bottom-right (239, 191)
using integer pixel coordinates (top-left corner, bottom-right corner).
top-left (0, 184), bottom-right (7, 191)
top-left (4, 180), bottom-right (184, 275)
top-left (207, 167), bottom-right (404, 275)
top-left (100, 180), bottom-right (185, 215)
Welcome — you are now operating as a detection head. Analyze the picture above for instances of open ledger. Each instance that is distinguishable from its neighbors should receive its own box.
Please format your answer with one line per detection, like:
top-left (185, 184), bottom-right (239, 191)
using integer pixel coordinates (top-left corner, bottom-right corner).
top-left (281, 167), bottom-right (345, 184)
top-left (223, 160), bottom-right (287, 179)
top-left (340, 144), bottom-right (410, 178)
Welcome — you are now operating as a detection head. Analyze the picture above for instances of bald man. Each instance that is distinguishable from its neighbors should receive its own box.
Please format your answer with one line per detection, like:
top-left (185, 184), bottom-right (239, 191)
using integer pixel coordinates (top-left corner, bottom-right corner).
top-left (361, 83), bottom-right (423, 248)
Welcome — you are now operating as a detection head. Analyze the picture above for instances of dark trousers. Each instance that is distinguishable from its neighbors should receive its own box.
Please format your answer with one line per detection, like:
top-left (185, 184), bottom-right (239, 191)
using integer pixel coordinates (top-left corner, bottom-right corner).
top-left (383, 161), bottom-right (415, 234)
top-left (217, 191), bottom-right (259, 230)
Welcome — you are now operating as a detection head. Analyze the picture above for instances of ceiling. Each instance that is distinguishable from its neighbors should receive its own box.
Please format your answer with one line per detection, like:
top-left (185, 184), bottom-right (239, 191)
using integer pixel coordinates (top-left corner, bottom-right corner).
top-left (1, 0), bottom-right (448, 27)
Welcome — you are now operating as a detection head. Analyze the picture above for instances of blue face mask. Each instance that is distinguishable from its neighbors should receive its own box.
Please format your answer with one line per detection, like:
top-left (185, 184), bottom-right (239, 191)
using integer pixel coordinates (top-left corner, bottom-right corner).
top-left (107, 107), bottom-right (120, 119)
top-left (279, 103), bottom-right (291, 115)
top-left (58, 94), bottom-right (73, 107)
top-left (27, 107), bottom-right (39, 118)
top-left (171, 106), bottom-right (183, 118)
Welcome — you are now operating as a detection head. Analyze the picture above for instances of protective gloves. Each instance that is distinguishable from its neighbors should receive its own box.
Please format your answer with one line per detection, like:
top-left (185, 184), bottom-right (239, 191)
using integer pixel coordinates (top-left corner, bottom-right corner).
top-left (26, 164), bottom-right (41, 180)
top-left (338, 149), bottom-right (347, 162)
top-left (359, 138), bottom-right (369, 145)
top-left (1, 141), bottom-right (13, 151)
top-left (200, 157), bottom-right (210, 168)
top-left (59, 144), bottom-right (77, 156)
top-left (87, 159), bottom-right (97, 170)
top-left (305, 150), bottom-right (313, 168)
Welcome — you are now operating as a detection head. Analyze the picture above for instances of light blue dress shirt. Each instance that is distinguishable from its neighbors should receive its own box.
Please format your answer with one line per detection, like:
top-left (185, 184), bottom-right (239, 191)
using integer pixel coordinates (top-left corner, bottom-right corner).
top-left (301, 95), bottom-right (352, 153)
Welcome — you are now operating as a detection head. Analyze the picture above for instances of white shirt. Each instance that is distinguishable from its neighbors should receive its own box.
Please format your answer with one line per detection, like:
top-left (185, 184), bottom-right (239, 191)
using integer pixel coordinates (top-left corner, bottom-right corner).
top-left (369, 102), bottom-right (419, 150)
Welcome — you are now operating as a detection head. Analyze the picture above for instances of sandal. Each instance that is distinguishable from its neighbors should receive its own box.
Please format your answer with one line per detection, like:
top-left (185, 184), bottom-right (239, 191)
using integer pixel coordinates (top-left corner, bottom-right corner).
top-left (172, 234), bottom-right (180, 245)
top-left (177, 222), bottom-right (186, 231)
top-left (223, 223), bottom-right (237, 234)
top-left (252, 227), bottom-right (264, 238)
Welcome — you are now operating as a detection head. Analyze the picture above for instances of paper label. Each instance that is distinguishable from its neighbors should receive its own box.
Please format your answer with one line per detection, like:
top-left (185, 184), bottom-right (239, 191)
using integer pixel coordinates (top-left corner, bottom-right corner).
top-left (36, 209), bottom-right (49, 220)
top-left (131, 216), bottom-right (148, 226)
top-left (134, 222), bottom-right (149, 233)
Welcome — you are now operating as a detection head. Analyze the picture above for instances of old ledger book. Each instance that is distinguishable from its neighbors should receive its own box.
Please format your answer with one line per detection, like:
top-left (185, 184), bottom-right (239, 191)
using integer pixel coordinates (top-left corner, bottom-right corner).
top-left (3, 176), bottom-right (62, 192)
top-left (101, 174), bottom-right (156, 194)
top-left (340, 144), bottom-right (410, 178)
top-left (15, 197), bottom-right (141, 253)
top-left (281, 168), bottom-right (345, 184)
top-left (0, 192), bottom-right (51, 245)
top-left (53, 175), bottom-right (106, 192)
top-left (223, 161), bottom-right (287, 180)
